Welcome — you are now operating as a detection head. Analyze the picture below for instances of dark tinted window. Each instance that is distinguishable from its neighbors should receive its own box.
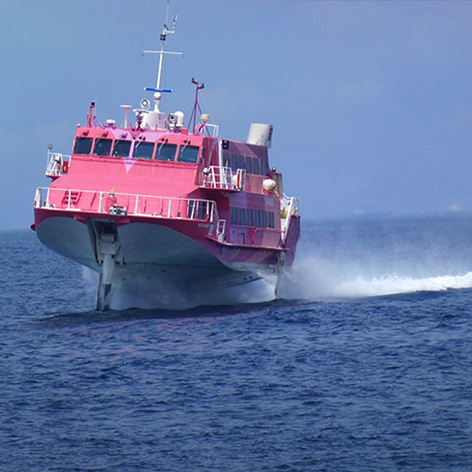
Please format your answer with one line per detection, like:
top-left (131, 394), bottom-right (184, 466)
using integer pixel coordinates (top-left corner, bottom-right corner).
top-left (252, 158), bottom-right (260, 175)
top-left (133, 142), bottom-right (154, 159)
top-left (247, 209), bottom-right (253, 227)
top-left (93, 138), bottom-right (112, 157)
top-left (223, 153), bottom-right (230, 168)
top-left (230, 154), bottom-right (237, 171)
top-left (261, 160), bottom-right (269, 176)
top-left (253, 210), bottom-right (260, 227)
top-left (188, 200), bottom-right (206, 220)
top-left (156, 143), bottom-right (177, 161)
top-left (238, 208), bottom-right (245, 226)
top-left (178, 145), bottom-right (200, 163)
top-left (245, 156), bottom-right (253, 174)
top-left (74, 137), bottom-right (93, 155)
top-left (112, 140), bottom-right (131, 157)
top-left (261, 211), bottom-right (267, 227)
top-left (231, 208), bottom-right (274, 228)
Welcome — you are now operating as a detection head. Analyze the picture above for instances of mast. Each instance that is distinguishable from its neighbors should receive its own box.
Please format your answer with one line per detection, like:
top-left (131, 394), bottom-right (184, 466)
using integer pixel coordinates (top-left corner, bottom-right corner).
top-left (143, 0), bottom-right (182, 94)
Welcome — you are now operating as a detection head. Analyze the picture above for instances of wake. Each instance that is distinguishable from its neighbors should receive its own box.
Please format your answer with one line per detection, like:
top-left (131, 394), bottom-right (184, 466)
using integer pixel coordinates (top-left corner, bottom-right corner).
top-left (282, 256), bottom-right (472, 300)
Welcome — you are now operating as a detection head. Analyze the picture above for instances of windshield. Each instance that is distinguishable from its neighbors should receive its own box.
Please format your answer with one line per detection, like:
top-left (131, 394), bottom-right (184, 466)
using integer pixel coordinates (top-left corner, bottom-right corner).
top-left (178, 145), bottom-right (200, 163)
top-left (73, 137), bottom-right (93, 155)
top-left (133, 142), bottom-right (154, 160)
top-left (93, 138), bottom-right (113, 157)
top-left (155, 143), bottom-right (177, 161)
top-left (112, 140), bottom-right (131, 157)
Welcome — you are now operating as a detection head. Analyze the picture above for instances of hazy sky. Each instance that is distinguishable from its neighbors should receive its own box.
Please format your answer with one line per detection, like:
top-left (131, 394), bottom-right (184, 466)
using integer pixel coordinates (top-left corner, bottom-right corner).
top-left (2, 0), bottom-right (472, 229)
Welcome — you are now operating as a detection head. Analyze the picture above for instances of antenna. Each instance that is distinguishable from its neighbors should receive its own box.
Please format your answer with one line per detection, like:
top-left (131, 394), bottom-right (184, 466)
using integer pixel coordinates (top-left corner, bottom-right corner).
top-left (143, 1), bottom-right (183, 92)
top-left (87, 101), bottom-right (96, 128)
top-left (188, 78), bottom-right (204, 134)
top-left (120, 105), bottom-right (132, 128)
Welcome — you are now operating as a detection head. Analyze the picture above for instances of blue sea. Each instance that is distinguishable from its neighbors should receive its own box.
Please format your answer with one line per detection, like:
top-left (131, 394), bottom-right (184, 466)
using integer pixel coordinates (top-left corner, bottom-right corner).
top-left (1, 215), bottom-right (472, 471)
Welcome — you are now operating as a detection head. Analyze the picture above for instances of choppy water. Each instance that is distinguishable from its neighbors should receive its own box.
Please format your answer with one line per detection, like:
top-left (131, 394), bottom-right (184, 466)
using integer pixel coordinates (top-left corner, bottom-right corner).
top-left (1, 215), bottom-right (472, 471)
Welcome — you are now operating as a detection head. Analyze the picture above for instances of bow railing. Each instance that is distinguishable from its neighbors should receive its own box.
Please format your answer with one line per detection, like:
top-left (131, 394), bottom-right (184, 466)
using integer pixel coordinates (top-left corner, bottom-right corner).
top-left (34, 187), bottom-right (220, 223)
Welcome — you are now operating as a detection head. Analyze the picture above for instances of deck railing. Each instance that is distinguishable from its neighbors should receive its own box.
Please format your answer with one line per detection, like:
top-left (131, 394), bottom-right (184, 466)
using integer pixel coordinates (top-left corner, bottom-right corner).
top-left (201, 166), bottom-right (246, 191)
top-left (201, 166), bottom-right (233, 189)
top-left (34, 187), bottom-right (220, 223)
top-left (281, 194), bottom-right (301, 243)
top-left (45, 151), bottom-right (72, 178)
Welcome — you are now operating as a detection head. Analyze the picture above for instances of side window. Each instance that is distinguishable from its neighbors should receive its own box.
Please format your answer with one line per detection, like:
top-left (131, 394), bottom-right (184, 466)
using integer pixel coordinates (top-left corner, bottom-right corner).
top-left (178, 145), bottom-right (200, 163)
top-left (93, 138), bottom-right (112, 157)
top-left (246, 209), bottom-right (253, 227)
top-left (112, 140), bottom-right (131, 157)
top-left (253, 210), bottom-right (260, 227)
top-left (245, 156), bottom-right (253, 174)
top-left (238, 208), bottom-right (245, 226)
top-left (237, 155), bottom-right (244, 169)
top-left (156, 143), bottom-right (177, 161)
top-left (253, 158), bottom-right (260, 175)
top-left (261, 159), bottom-right (269, 175)
top-left (133, 142), bottom-right (154, 160)
top-left (73, 137), bottom-right (93, 155)
top-left (188, 200), bottom-right (206, 219)
top-left (223, 153), bottom-right (230, 168)
top-left (261, 211), bottom-right (267, 228)
top-left (230, 154), bottom-right (237, 171)
top-left (231, 208), bottom-right (270, 227)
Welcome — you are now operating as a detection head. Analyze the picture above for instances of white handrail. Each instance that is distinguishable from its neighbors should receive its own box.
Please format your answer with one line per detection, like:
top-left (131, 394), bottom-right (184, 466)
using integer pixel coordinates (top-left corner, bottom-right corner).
top-left (34, 187), bottom-right (220, 223)
top-left (281, 194), bottom-right (300, 243)
top-left (201, 165), bottom-right (234, 189)
top-left (45, 151), bottom-right (72, 177)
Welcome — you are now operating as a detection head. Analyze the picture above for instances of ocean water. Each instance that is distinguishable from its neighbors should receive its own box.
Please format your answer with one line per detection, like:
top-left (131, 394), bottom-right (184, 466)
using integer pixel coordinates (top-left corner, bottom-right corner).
top-left (1, 215), bottom-right (472, 471)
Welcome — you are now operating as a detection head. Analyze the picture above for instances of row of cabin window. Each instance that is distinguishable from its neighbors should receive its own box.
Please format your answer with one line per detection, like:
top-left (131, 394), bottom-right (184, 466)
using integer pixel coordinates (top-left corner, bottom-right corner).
top-left (222, 153), bottom-right (269, 176)
top-left (73, 137), bottom-right (200, 164)
top-left (230, 207), bottom-right (275, 228)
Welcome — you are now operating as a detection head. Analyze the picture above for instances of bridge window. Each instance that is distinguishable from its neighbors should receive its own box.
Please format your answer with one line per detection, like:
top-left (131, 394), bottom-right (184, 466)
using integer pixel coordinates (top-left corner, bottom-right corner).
top-left (73, 137), bottom-right (93, 155)
top-left (93, 138), bottom-right (112, 157)
top-left (178, 145), bottom-right (200, 163)
top-left (155, 143), bottom-right (177, 161)
top-left (133, 141), bottom-right (154, 160)
top-left (112, 140), bottom-right (131, 157)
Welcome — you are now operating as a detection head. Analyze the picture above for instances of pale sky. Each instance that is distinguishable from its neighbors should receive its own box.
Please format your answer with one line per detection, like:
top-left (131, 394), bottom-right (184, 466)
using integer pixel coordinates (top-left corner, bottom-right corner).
top-left (2, 0), bottom-right (472, 229)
